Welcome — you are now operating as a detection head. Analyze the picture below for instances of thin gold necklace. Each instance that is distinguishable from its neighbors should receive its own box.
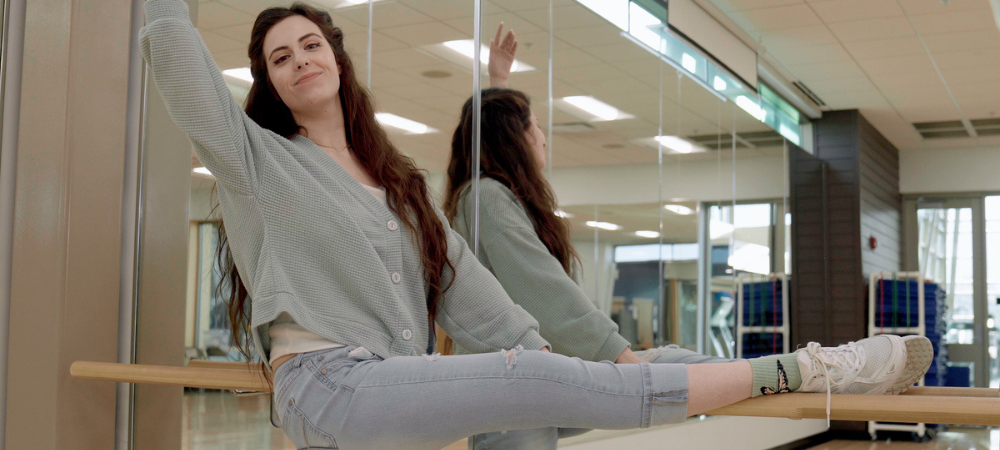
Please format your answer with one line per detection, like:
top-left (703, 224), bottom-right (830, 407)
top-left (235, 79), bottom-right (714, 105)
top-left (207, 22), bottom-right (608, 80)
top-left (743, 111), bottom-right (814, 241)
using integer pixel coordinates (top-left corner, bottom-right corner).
top-left (314, 141), bottom-right (351, 152)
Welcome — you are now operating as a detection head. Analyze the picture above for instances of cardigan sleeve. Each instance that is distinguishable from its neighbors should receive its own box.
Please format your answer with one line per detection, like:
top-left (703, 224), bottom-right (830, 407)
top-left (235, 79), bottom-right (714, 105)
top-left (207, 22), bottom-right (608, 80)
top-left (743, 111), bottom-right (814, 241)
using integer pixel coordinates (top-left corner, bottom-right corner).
top-left (436, 208), bottom-right (550, 354)
top-left (469, 180), bottom-right (630, 362)
top-left (140, 0), bottom-right (277, 195)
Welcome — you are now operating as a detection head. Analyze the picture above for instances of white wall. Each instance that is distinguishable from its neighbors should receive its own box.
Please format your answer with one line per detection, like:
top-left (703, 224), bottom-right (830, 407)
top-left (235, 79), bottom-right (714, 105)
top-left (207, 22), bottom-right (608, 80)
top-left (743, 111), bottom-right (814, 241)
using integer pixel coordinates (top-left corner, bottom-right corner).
top-left (901, 147), bottom-right (1000, 194)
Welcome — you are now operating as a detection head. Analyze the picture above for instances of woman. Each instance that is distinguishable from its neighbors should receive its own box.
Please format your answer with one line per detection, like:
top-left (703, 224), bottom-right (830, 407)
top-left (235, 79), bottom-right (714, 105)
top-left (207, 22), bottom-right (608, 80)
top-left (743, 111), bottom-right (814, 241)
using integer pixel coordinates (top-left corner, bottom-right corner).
top-left (139, 2), bottom-right (930, 450)
top-left (444, 51), bottom-right (934, 450)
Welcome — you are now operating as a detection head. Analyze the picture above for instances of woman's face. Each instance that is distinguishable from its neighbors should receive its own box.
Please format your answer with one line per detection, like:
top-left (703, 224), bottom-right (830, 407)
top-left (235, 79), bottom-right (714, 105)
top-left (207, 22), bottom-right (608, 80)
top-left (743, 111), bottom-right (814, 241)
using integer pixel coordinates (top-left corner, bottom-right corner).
top-left (262, 16), bottom-right (340, 116)
top-left (525, 111), bottom-right (547, 170)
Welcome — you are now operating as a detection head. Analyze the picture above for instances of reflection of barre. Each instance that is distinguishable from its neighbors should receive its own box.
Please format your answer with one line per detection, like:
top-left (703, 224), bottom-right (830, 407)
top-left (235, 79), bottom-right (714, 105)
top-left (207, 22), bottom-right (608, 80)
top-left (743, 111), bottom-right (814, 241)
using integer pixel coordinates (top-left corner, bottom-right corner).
top-left (71, 361), bottom-right (1000, 426)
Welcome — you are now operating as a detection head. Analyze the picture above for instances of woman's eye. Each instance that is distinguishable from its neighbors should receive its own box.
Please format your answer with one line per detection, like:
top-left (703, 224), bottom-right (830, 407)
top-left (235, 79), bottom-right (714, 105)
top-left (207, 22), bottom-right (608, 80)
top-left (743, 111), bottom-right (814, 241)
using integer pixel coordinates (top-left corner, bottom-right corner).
top-left (274, 55), bottom-right (288, 64)
top-left (306, 43), bottom-right (320, 49)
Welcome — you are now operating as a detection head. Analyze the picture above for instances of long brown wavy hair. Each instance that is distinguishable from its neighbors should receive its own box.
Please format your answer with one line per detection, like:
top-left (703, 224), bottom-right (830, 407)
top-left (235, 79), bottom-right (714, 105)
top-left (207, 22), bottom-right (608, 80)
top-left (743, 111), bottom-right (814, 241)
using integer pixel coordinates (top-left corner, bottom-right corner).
top-left (219, 3), bottom-right (453, 361)
top-left (443, 88), bottom-right (579, 274)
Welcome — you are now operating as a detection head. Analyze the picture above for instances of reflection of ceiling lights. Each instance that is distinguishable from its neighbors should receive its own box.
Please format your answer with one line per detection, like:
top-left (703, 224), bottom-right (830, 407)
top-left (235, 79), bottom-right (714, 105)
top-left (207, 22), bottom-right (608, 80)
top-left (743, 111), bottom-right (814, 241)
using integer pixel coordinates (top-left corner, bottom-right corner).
top-left (710, 219), bottom-right (735, 239)
top-left (586, 221), bottom-right (622, 231)
top-left (555, 210), bottom-right (575, 218)
top-left (713, 76), bottom-right (727, 91)
top-left (654, 136), bottom-right (701, 154)
top-left (635, 230), bottom-right (660, 238)
top-left (223, 67), bottom-right (254, 83)
top-left (193, 167), bottom-right (213, 176)
top-left (420, 40), bottom-right (535, 74)
top-left (736, 95), bottom-right (767, 121)
top-left (559, 96), bottom-right (633, 122)
top-left (375, 113), bottom-right (436, 134)
top-left (681, 53), bottom-right (697, 73)
top-left (664, 204), bottom-right (694, 215)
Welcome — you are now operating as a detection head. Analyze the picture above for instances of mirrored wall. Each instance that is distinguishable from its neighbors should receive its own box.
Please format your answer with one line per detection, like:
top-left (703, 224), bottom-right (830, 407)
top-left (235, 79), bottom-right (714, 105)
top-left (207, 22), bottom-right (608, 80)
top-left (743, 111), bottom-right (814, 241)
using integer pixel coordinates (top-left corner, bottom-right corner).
top-left (139, 0), bottom-right (810, 448)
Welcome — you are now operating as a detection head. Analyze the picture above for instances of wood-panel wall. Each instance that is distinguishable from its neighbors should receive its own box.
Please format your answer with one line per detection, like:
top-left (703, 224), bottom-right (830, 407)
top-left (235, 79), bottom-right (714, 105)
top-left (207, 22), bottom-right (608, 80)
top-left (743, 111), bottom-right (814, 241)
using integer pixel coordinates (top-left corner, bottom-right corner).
top-left (790, 110), bottom-right (902, 433)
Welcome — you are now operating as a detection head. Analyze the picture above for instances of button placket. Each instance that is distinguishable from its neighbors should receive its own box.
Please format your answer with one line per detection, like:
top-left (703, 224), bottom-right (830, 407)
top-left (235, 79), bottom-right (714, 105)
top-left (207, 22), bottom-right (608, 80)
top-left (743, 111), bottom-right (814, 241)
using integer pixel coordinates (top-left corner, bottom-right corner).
top-left (391, 272), bottom-right (401, 284)
top-left (387, 220), bottom-right (398, 231)
top-left (402, 329), bottom-right (412, 340)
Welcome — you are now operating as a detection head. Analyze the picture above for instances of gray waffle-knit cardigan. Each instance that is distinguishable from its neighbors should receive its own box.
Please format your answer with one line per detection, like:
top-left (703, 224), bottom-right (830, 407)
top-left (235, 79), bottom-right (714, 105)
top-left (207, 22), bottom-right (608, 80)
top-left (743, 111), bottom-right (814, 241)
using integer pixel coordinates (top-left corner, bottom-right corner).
top-left (453, 178), bottom-right (630, 362)
top-left (139, 0), bottom-right (548, 367)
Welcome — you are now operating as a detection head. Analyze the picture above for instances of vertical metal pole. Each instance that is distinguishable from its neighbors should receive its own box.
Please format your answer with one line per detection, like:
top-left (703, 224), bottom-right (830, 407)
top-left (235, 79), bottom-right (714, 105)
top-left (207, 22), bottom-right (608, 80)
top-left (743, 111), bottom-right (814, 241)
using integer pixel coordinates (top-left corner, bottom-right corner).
top-left (0, 0), bottom-right (24, 447)
top-left (471, 0), bottom-right (482, 254)
top-left (547, 0), bottom-right (553, 179)
top-left (657, 60), bottom-right (664, 346)
top-left (366, 0), bottom-right (373, 89)
top-left (972, 198), bottom-right (990, 387)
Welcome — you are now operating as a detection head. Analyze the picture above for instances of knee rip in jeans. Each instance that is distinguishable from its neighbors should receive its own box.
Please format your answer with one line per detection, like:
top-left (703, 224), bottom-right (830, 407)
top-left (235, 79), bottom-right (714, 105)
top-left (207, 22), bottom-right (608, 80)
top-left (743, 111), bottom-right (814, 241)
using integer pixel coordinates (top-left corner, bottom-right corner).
top-left (499, 345), bottom-right (524, 370)
top-left (423, 352), bottom-right (441, 362)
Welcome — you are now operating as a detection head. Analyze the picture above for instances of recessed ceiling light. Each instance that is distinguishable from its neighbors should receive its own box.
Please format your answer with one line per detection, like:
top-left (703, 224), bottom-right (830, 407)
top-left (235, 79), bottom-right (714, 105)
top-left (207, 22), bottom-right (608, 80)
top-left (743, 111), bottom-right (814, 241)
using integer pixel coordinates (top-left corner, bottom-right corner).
top-left (586, 220), bottom-right (622, 231)
top-left (434, 40), bottom-right (535, 73)
top-left (193, 167), bottom-right (213, 176)
top-left (655, 136), bottom-right (700, 154)
top-left (555, 210), bottom-right (575, 218)
top-left (375, 113), bottom-right (436, 134)
top-left (664, 204), bottom-right (694, 215)
top-left (635, 230), bottom-right (660, 238)
top-left (222, 67), bottom-right (254, 83)
top-left (560, 96), bottom-right (633, 122)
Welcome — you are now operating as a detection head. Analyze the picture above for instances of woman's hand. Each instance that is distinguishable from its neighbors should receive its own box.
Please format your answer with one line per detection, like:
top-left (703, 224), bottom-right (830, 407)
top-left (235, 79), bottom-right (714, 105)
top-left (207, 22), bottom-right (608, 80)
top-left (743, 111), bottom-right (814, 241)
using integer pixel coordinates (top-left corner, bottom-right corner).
top-left (540, 346), bottom-right (550, 353)
top-left (489, 22), bottom-right (518, 88)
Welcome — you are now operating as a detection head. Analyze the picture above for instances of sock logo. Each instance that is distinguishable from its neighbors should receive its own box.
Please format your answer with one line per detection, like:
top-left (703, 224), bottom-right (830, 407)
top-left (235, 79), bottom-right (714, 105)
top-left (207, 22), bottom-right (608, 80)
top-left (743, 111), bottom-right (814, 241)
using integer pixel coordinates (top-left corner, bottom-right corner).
top-left (760, 360), bottom-right (791, 395)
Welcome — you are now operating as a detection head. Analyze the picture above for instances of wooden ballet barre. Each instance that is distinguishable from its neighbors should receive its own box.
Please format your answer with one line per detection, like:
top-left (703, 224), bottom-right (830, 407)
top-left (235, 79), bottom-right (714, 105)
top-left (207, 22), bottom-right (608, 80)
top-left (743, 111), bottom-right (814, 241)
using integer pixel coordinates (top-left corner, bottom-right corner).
top-left (71, 361), bottom-right (1000, 426)
top-left (71, 361), bottom-right (271, 392)
top-left (187, 360), bottom-right (265, 371)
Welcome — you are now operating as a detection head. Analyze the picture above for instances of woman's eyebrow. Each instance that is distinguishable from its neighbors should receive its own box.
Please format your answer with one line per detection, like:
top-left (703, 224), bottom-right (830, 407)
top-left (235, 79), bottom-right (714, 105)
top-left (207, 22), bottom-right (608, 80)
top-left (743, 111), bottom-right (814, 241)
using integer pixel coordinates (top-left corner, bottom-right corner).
top-left (268, 32), bottom-right (323, 60)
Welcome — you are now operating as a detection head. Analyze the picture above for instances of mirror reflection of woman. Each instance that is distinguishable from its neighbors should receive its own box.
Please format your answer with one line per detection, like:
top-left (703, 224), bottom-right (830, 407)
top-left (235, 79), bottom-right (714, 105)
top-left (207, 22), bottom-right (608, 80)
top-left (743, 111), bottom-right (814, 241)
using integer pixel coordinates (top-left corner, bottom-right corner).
top-left (140, 2), bottom-right (931, 449)
top-left (444, 26), bottom-right (935, 450)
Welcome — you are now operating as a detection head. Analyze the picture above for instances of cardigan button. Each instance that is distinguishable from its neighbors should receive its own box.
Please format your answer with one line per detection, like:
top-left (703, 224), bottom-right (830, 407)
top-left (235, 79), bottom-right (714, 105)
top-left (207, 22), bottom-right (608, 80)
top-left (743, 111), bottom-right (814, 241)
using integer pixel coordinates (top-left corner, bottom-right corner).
top-left (387, 220), bottom-right (398, 231)
top-left (402, 329), bottom-right (412, 340)
top-left (391, 273), bottom-right (401, 284)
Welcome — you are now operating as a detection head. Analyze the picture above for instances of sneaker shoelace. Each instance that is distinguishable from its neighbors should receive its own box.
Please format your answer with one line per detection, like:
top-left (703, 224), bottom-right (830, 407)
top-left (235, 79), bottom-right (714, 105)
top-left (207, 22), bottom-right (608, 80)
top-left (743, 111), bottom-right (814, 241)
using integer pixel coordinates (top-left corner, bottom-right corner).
top-left (803, 342), bottom-right (864, 426)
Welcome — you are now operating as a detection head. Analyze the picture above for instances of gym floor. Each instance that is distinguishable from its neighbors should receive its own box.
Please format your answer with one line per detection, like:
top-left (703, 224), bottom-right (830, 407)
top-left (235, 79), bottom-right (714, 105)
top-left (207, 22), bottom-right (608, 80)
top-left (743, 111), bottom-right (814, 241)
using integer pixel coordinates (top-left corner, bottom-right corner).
top-left (181, 391), bottom-right (997, 450)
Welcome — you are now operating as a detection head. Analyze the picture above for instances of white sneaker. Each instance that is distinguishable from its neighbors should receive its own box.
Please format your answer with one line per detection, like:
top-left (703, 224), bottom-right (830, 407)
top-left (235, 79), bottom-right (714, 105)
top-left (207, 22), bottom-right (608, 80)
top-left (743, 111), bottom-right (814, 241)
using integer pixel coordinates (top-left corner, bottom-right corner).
top-left (889, 335), bottom-right (933, 395)
top-left (798, 334), bottom-right (907, 395)
top-left (796, 335), bottom-right (908, 426)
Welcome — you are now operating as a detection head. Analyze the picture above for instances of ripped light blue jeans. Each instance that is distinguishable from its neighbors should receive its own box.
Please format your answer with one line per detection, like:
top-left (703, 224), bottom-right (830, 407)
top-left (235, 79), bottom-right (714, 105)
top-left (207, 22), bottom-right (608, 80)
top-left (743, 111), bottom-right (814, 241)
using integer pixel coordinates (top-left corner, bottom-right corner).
top-left (470, 345), bottom-right (740, 450)
top-left (271, 346), bottom-right (691, 450)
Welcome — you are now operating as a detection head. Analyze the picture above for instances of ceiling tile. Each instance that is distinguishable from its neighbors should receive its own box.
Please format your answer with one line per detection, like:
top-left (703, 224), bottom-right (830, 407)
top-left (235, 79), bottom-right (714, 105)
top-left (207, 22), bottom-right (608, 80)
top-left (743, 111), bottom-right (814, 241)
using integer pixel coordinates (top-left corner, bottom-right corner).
top-left (827, 17), bottom-right (914, 42)
top-left (197, 1), bottom-right (257, 31)
top-left (922, 29), bottom-right (1000, 53)
top-left (940, 65), bottom-right (1000, 86)
top-left (760, 26), bottom-right (839, 48)
top-left (808, 0), bottom-right (904, 23)
top-left (785, 60), bottom-right (867, 80)
top-left (515, 5), bottom-right (615, 31)
top-left (931, 48), bottom-right (1000, 71)
top-left (372, 48), bottom-right (444, 69)
top-left (397, 0), bottom-right (473, 20)
top-left (766, 42), bottom-right (853, 65)
top-left (583, 42), bottom-right (659, 63)
top-left (896, 0), bottom-right (990, 15)
top-left (201, 30), bottom-right (245, 55)
top-left (729, 4), bottom-right (824, 31)
top-left (841, 36), bottom-right (925, 60)
top-left (715, 0), bottom-right (804, 12)
top-left (856, 54), bottom-right (935, 76)
top-left (908, 8), bottom-right (997, 35)
top-left (338, 2), bottom-right (435, 28)
top-left (378, 22), bottom-right (466, 47)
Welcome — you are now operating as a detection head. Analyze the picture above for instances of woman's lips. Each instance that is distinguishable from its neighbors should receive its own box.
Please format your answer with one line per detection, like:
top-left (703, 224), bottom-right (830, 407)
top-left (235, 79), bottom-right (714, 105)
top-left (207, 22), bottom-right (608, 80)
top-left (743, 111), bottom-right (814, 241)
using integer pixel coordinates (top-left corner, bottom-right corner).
top-left (296, 71), bottom-right (321, 85)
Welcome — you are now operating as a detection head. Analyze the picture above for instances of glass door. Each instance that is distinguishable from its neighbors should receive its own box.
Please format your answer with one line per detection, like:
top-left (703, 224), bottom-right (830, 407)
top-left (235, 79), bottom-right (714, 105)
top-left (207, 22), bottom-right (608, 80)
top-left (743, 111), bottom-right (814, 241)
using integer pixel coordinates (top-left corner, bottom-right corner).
top-left (914, 198), bottom-right (990, 388)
